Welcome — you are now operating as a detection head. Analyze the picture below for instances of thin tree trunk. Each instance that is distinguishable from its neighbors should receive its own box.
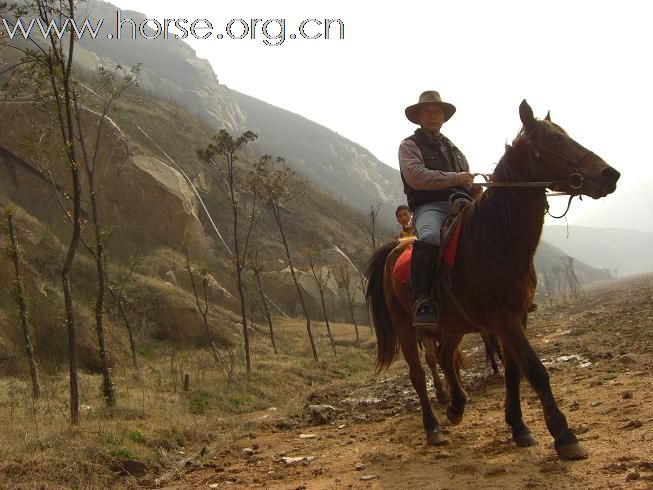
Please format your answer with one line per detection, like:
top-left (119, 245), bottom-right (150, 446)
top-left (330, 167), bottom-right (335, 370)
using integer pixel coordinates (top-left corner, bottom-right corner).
top-left (273, 208), bottom-right (318, 361)
top-left (62, 274), bottom-right (79, 425)
top-left (318, 289), bottom-right (336, 357)
top-left (61, 165), bottom-right (81, 426)
top-left (348, 300), bottom-right (360, 345)
top-left (115, 293), bottom-right (139, 370)
top-left (89, 188), bottom-right (115, 406)
top-left (44, 0), bottom-right (80, 426)
top-left (6, 213), bottom-right (41, 399)
top-left (236, 276), bottom-right (250, 375)
top-left (228, 161), bottom-right (251, 377)
top-left (254, 272), bottom-right (277, 354)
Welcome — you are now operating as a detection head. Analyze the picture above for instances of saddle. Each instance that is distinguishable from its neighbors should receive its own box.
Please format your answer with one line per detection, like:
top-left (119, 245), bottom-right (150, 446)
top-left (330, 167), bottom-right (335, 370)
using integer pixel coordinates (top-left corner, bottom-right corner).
top-left (393, 194), bottom-right (472, 285)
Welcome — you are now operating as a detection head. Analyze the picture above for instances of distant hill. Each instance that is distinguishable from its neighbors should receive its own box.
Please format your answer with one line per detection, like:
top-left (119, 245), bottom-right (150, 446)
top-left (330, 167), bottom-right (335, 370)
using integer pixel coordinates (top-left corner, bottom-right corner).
top-left (49, 0), bottom-right (403, 228)
top-left (535, 240), bottom-right (610, 284)
top-left (231, 90), bottom-right (403, 225)
top-left (542, 226), bottom-right (653, 277)
top-left (75, 0), bottom-right (246, 132)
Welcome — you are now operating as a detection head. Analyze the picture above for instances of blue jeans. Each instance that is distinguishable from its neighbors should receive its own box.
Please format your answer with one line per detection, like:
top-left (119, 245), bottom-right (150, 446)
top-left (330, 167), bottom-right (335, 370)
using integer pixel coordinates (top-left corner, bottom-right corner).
top-left (413, 201), bottom-right (450, 246)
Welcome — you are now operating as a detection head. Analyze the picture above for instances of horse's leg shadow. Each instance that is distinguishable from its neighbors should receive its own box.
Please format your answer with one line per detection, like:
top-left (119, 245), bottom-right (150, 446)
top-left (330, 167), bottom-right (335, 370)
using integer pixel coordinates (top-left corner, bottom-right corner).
top-left (397, 324), bottom-right (449, 446)
top-left (423, 335), bottom-right (450, 406)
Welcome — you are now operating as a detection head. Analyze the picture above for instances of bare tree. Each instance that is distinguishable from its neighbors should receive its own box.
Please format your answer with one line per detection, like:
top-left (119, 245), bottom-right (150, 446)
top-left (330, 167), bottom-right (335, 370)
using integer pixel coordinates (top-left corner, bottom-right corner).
top-left (355, 203), bottom-right (382, 254)
top-left (73, 64), bottom-right (138, 406)
top-left (541, 271), bottom-right (556, 307)
top-left (2, 0), bottom-right (87, 424)
top-left (2, 0), bottom-right (142, 416)
top-left (562, 256), bottom-right (584, 300)
top-left (550, 264), bottom-right (565, 303)
top-left (305, 249), bottom-right (337, 357)
top-left (182, 237), bottom-right (235, 390)
top-left (355, 273), bottom-right (373, 333)
top-left (337, 261), bottom-right (360, 345)
top-left (248, 248), bottom-right (277, 354)
top-left (198, 130), bottom-right (259, 377)
top-left (257, 155), bottom-right (319, 362)
top-left (2, 208), bottom-right (41, 399)
top-left (106, 256), bottom-right (141, 371)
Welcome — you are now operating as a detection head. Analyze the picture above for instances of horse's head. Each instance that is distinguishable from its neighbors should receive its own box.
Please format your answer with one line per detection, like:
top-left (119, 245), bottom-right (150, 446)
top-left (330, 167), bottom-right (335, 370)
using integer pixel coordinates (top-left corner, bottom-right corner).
top-left (518, 100), bottom-right (620, 199)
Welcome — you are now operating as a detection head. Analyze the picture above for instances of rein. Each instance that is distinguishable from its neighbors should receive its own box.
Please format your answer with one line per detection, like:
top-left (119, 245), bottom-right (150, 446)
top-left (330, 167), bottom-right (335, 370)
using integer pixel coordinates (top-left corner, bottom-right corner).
top-left (469, 133), bottom-right (594, 219)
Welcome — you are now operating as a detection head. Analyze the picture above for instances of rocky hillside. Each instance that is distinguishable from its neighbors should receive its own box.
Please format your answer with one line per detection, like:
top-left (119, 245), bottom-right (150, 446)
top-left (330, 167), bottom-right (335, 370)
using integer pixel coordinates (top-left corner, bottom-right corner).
top-left (0, 84), bottom-right (376, 371)
top-left (65, 0), bottom-right (403, 225)
top-left (231, 90), bottom-right (403, 223)
top-left (0, 0), bottom-right (610, 373)
top-left (76, 0), bottom-right (246, 132)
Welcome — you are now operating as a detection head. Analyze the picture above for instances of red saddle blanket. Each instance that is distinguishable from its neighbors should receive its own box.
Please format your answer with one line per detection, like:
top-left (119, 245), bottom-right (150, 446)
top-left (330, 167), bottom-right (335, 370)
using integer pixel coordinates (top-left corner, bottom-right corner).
top-left (393, 215), bottom-right (464, 285)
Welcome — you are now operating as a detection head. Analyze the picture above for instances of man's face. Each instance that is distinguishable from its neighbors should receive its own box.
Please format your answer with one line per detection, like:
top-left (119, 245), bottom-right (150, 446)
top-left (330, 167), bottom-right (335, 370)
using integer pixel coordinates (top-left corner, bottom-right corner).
top-left (417, 104), bottom-right (445, 134)
top-left (396, 209), bottom-right (412, 227)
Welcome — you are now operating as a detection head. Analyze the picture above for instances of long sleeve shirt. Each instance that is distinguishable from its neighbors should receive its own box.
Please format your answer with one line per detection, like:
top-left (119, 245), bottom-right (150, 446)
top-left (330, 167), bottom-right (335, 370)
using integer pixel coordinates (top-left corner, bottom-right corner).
top-left (398, 136), bottom-right (469, 190)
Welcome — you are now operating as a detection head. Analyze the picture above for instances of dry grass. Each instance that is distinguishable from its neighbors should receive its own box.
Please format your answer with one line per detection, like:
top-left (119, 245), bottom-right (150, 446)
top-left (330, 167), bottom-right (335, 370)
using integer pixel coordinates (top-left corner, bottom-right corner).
top-left (0, 319), bottom-right (376, 488)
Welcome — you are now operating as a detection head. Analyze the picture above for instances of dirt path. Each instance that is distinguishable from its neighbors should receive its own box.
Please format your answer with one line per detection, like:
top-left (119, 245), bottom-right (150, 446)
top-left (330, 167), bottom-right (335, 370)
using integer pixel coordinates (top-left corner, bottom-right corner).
top-left (166, 276), bottom-right (653, 489)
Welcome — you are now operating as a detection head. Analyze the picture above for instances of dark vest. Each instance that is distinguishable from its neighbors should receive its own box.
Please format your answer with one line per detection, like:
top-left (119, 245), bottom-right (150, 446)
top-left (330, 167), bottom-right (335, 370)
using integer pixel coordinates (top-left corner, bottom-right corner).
top-left (401, 129), bottom-right (470, 210)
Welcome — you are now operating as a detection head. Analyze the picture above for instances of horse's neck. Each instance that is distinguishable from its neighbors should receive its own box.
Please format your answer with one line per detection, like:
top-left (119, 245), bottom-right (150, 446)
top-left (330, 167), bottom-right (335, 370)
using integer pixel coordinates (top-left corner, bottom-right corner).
top-left (488, 188), bottom-right (546, 262)
top-left (472, 144), bottom-right (547, 268)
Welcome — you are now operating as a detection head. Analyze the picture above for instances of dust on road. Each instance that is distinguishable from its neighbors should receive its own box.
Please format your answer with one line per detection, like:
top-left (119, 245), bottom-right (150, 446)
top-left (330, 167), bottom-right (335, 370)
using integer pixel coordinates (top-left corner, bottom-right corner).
top-left (167, 276), bottom-right (653, 490)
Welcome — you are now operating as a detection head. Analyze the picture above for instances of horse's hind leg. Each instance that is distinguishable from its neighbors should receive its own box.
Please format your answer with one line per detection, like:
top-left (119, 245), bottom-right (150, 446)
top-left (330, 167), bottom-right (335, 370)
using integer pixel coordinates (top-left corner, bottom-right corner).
top-left (493, 311), bottom-right (588, 460)
top-left (396, 324), bottom-right (448, 446)
top-left (504, 350), bottom-right (538, 447)
top-left (438, 334), bottom-right (468, 425)
top-left (482, 332), bottom-right (502, 375)
top-left (423, 335), bottom-right (450, 406)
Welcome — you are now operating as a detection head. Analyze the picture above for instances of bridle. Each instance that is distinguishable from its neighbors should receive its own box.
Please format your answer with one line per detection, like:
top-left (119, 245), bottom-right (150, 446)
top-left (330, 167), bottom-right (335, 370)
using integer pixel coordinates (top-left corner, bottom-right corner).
top-left (472, 128), bottom-right (594, 218)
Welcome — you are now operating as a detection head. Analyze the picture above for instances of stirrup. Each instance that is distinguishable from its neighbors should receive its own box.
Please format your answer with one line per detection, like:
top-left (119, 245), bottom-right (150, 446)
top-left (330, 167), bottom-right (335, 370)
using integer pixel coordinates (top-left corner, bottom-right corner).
top-left (413, 299), bottom-right (439, 333)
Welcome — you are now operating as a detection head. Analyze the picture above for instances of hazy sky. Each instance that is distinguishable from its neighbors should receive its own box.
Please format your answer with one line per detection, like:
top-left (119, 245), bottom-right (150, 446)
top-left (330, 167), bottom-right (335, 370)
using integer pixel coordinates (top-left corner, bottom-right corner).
top-left (111, 0), bottom-right (653, 232)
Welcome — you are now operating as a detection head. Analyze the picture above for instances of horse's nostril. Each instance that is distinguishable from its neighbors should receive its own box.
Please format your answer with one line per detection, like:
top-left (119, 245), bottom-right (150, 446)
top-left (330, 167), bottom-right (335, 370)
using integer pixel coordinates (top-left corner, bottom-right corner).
top-left (601, 166), bottom-right (620, 180)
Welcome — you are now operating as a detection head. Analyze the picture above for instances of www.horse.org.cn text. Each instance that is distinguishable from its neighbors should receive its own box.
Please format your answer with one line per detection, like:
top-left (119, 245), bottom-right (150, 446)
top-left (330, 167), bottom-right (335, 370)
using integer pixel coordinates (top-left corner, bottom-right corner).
top-left (1, 11), bottom-right (346, 46)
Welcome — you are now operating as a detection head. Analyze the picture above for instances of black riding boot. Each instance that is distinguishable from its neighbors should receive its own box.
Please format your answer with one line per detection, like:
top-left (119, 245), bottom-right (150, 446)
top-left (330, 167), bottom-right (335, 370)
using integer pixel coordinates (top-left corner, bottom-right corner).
top-left (410, 240), bottom-right (439, 329)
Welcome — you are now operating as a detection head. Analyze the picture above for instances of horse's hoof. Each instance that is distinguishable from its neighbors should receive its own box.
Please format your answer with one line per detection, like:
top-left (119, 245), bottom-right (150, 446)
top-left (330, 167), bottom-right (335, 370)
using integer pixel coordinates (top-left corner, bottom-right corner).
top-left (436, 391), bottom-right (450, 406)
top-left (446, 407), bottom-right (464, 425)
top-left (513, 430), bottom-right (538, 447)
top-left (556, 442), bottom-right (589, 460)
top-left (426, 430), bottom-right (449, 446)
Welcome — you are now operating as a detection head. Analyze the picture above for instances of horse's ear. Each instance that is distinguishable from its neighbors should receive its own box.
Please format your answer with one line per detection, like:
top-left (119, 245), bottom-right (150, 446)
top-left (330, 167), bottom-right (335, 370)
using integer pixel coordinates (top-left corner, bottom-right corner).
top-left (545, 111), bottom-right (551, 121)
top-left (519, 99), bottom-right (536, 131)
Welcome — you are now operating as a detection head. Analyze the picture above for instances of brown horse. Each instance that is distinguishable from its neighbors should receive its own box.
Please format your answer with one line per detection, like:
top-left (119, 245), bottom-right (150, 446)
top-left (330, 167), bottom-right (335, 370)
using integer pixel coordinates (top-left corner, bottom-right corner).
top-left (366, 100), bottom-right (620, 460)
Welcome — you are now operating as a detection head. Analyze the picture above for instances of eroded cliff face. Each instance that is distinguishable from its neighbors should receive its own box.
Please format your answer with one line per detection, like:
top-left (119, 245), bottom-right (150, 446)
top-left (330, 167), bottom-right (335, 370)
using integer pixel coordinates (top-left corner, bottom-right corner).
top-left (75, 1), bottom-right (246, 132)
top-left (0, 102), bottom-right (206, 258)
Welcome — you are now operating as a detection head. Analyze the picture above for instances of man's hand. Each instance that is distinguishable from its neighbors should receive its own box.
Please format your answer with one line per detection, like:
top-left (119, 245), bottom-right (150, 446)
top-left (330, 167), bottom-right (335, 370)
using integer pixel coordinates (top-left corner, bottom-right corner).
top-left (454, 172), bottom-right (474, 187)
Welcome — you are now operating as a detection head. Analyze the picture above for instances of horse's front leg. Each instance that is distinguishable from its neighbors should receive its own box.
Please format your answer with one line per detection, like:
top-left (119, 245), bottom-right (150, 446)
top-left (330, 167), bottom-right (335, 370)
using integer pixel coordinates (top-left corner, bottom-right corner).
top-left (504, 350), bottom-right (538, 447)
top-left (397, 327), bottom-right (448, 446)
top-left (493, 311), bottom-right (588, 460)
top-left (438, 334), bottom-right (468, 425)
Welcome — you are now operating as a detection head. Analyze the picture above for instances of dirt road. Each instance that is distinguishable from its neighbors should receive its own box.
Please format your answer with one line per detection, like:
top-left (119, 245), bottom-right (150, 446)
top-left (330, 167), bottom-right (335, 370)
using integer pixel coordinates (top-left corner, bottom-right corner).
top-left (168, 275), bottom-right (653, 489)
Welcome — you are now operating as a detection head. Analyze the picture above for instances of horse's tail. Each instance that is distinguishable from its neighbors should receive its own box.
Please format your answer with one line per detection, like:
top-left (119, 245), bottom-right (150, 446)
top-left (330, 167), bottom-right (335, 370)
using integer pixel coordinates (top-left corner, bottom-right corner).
top-left (365, 240), bottom-right (400, 372)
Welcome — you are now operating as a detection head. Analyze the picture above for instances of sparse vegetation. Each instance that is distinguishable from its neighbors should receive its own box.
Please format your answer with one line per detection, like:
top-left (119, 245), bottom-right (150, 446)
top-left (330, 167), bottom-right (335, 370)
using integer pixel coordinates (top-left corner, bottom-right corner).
top-left (0, 320), bottom-right (374, 487)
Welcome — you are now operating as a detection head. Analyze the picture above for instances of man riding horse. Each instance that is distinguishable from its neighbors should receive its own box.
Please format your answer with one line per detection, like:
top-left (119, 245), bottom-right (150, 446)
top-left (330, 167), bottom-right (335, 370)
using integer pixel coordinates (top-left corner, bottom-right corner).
top-left (399, 91), bottom-right (475, 329)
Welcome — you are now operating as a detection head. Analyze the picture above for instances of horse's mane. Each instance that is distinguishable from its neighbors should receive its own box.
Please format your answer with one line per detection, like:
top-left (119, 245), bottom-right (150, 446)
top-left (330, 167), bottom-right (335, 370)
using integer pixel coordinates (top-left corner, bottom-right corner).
top-left (493, 129), bottom-right (529, 182)
top-left (463, 125), bottom-right (546, 258)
